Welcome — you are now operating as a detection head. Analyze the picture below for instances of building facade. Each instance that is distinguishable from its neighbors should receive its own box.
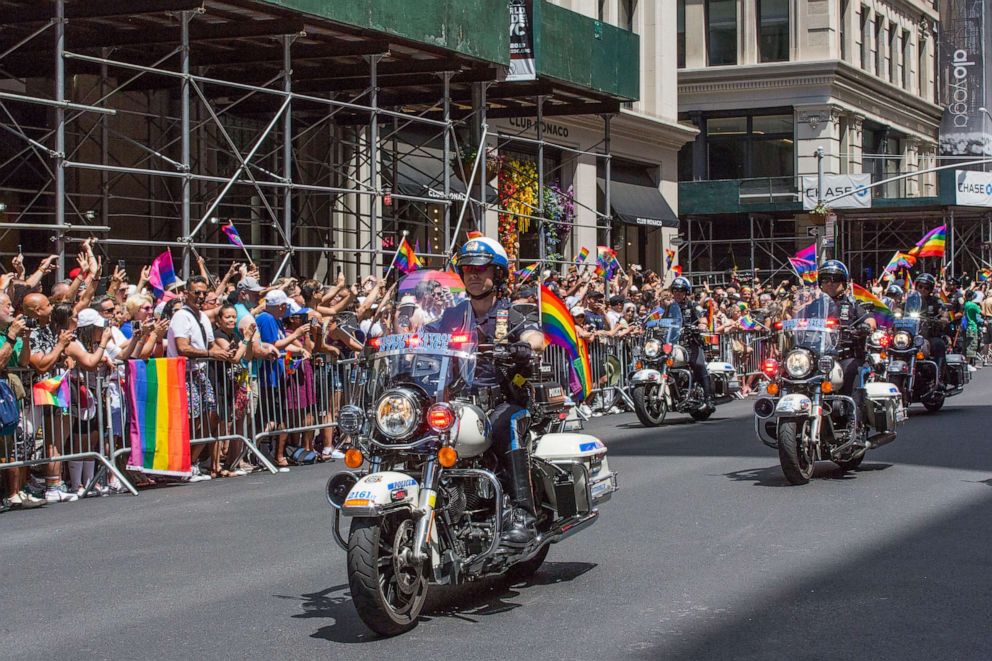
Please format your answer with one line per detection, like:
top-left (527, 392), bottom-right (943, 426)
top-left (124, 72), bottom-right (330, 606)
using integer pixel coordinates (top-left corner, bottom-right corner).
top-left (674, 0), bottom-right (982, 282)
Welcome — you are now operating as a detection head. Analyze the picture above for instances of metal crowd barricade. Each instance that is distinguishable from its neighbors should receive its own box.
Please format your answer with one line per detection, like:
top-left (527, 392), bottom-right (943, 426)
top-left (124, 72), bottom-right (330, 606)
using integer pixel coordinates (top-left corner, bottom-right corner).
top-left (0, 367), bottom-right (138, 497)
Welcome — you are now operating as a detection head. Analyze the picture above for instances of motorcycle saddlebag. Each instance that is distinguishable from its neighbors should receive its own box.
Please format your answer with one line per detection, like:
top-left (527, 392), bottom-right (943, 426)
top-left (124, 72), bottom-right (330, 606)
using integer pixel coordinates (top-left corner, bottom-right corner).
top-left (863, 382), bottom-right (901, 433)
top-left (534, 434), bottom-right (616, 514)
top-left (706, 361), bottom-right (739, 396)
top-left (945, 354), bottom-right (969, 386)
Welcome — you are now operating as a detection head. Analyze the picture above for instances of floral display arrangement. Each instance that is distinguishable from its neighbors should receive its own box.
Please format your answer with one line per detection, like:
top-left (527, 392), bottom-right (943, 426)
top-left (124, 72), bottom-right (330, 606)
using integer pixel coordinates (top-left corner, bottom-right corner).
top-left (496, 157), bottom-right (576, 269)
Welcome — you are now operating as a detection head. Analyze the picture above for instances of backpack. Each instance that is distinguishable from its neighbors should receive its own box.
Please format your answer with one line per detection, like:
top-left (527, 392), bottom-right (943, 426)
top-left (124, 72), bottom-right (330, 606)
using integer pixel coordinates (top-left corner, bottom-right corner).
top-left (0, 379), bottom-right (20, 436)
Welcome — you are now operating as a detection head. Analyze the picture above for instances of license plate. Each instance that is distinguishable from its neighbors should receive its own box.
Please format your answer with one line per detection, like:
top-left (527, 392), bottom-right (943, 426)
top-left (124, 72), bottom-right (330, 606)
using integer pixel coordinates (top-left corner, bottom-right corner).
top-left (548, 386), bottom-right (563, 399)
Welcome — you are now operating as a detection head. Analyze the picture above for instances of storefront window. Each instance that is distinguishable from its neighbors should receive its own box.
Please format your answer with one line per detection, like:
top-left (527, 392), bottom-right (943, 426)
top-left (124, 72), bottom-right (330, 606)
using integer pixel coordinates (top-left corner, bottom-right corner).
top-left (706, 0), bottom-right (737, 66)
top-left (758, 0), bottom-right (789, 63)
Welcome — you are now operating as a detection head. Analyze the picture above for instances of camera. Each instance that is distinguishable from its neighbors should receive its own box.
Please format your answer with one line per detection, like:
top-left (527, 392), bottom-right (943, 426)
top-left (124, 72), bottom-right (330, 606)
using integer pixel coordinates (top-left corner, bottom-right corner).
top-left (24, 317), bottom-right (39, 330)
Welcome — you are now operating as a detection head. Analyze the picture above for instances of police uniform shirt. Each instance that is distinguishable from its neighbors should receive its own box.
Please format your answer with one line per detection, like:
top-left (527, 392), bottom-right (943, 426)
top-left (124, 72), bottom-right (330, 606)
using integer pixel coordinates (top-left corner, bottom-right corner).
top-left (429, 298), bottom-right (540, 386)
top-left (836, 294), bottom-right (869, 327)
top-left (919, 294), bottom-right (946, 336)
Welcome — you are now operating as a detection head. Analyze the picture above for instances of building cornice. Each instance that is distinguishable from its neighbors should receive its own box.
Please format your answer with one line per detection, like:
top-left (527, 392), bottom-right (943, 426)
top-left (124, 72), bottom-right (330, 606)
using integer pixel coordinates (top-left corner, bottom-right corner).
top-left (565, 111), bottom-right (699, 151)
top-left (678, 59), bottom-right (943, 140)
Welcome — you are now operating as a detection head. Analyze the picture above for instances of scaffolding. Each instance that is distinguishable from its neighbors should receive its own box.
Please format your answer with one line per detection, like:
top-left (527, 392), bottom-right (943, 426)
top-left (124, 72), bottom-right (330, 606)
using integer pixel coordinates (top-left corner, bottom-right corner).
top-left (0, 0), bottom-right (621, 281)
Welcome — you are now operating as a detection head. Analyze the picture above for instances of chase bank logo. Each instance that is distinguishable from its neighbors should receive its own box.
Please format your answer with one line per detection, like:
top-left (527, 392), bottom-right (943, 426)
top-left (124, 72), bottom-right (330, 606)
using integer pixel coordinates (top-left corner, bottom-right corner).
top-left (854, 184), bottom-right (868, 198)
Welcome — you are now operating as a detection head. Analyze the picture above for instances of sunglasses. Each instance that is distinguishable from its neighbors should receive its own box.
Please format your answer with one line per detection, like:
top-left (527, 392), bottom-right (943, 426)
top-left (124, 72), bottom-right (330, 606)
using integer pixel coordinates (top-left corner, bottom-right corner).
top-left (818, 275), bottom-right (846, 284)
top-left (190, 290), bottom-right (209, 298)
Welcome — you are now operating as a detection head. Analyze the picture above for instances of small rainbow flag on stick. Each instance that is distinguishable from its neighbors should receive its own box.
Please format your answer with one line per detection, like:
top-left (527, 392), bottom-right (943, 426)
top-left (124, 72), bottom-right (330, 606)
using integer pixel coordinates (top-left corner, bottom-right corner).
top-left (739, 315), bottom-right (760, 331)
top-left (514, 262), bottom-right (539, 282)
top-left (541, 285), bottom-right (593, 401)
top-left (394, 238), bottom-right (422, 274)
top-left (671, 265), bottom-right (683, 278)
top-left (883, 251), bottom-right (916, 274)
top-left (577, 246), bottom-right (590, 263)
top-left (908, 225), bottom-right (946, 259)
top-left (147, 250), bottom-right (176, 299)
top-left (126, 358), bottom-right (191, 477)
top-left (852, 283), bottom-right (894, 329)
top-left (33, 371), bottom-right (70, 408)
top-left (978, 268), bottom-right (991, 283)
top-left (665, 248), bottom-right (676, 270)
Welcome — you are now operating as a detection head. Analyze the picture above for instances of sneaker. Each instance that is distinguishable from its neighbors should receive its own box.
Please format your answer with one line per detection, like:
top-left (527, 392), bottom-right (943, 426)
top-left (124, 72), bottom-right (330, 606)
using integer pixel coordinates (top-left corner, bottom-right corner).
top-left (330, 449), bottom-right (346, 460)
top-left (229, 468), bottom-right (247, 477)
top-left (1, 496), bottom-right (10, 513)
top-left (12, 490), bottom-right (47, 509)
top-left (23, 481), bottom-right (45, 499)
top-left (45, 483), bottom-right (79, 503)
top-left (76, 486), bottom-right (103, 499)
top-left (967, 365), bottom-right (978, 372)
top-left (578, 404), bottom-right (593, 418)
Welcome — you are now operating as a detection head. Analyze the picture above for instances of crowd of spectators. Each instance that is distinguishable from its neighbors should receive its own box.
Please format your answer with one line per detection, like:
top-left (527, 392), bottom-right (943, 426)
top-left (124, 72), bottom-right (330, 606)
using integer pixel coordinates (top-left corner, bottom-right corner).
top-left (2, 239), bottom-right (989, 512)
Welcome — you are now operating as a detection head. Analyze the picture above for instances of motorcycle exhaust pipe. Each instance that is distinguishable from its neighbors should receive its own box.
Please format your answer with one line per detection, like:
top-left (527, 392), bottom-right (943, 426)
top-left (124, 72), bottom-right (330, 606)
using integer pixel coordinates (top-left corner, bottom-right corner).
top-left (753, 397), bottom-right (775, 419)
top-left (866, 432), bottom-right (896, 449)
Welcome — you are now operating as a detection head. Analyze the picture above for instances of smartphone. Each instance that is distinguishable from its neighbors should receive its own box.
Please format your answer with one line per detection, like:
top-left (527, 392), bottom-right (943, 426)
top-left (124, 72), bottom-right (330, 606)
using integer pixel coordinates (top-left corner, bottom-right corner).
top-left (131, 320), bottom-right (141, 334)
top-left (118, 259), bottom-right (125, 270)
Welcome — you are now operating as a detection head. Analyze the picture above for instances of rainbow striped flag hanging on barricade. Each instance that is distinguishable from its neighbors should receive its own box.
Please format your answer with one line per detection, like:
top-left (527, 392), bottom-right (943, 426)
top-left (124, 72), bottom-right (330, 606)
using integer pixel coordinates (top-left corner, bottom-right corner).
top-left (32, 371), bottom-right (70, 408)
top-left (126, 358), bottom-right (191, 477)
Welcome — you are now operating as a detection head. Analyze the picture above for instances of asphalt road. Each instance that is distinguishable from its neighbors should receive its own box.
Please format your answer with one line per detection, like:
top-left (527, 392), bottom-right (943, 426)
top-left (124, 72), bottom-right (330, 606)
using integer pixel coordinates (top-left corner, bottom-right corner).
top-left (2, 371), bottom-right (991, 660)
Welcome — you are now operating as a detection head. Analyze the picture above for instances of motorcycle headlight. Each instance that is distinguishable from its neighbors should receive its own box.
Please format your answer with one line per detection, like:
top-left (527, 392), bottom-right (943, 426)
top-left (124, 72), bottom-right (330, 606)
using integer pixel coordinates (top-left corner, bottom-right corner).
top-left (337, 405), bottom-right (365, 436)
top-left (643, 339), bottom-right (661, 359)
top-left (374, 390), bottom-right (420, 440)
top-left (785, 349), bottom-right (813, 379)
top-left (870, 330), bottom-right (886, 345)
top-left (892, 331), bottom-right (912, 350)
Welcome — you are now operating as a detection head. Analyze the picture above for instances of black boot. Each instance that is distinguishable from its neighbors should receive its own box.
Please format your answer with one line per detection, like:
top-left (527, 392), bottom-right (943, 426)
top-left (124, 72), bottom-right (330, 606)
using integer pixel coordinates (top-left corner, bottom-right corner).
top-left (500, 449), bottom-right (538, 548)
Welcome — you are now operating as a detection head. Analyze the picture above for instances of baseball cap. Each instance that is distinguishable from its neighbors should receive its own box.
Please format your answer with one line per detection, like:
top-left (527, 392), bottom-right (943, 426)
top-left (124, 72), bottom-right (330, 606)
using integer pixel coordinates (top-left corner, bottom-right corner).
top-left (397, 295), bottom-right (418, 309)
top-left (570, 306), bottom-right (586, 317)
top-left (264, 289), bottom-right (290, 307)
top-left (77, 307), bottom-right (107, 328)
top-left (237, 276), bottom-right (264, 292)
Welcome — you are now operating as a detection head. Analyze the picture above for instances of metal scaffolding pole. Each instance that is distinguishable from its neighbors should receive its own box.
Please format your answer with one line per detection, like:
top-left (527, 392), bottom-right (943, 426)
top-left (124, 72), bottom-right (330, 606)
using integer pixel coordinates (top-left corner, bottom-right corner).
top-left (368, 54), bottom-right (381, 274)
top-left (603, 114), bottom-right (612, 290)
top-left (283, 35), bottom-right (293, 277)
top-left (537, 95), bottom-right (545, 270)
top-left (54, 0), bottom-right (66, 278)
top-left (442, 71), bottom-right (452, 253)
top-left (180, 10), bottom-right (192, 278)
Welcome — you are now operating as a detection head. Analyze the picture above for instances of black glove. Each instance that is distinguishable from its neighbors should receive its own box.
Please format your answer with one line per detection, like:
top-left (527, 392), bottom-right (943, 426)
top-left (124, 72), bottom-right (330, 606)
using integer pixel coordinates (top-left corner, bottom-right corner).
top-left (508, 341), bottom-right (534, 364)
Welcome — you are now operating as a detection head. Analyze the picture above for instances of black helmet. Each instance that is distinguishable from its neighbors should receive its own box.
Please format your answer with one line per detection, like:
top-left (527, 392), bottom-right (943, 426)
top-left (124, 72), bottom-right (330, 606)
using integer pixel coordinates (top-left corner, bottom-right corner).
top-left (671, 277), bottom-right (692, 293)
top-left (817, 259), bottom-right (849, 285)
top-left (915, 273), bottom-right (936, 289)
top-left (885, 284), bottom-right (903, 297)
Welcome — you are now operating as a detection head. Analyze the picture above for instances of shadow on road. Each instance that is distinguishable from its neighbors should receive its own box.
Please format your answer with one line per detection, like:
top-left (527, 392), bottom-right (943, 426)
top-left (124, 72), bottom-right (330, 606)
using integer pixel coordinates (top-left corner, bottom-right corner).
top-left (288, 561), bottom-right (596, 643)
top-left (638, 492), bottom-right (992, 660)
top-left (723, 462), bottom-right (893, 487)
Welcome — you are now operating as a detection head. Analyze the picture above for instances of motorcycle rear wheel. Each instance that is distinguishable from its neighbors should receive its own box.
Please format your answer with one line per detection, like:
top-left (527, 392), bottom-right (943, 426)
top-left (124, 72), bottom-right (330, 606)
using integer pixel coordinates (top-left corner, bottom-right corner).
top-left (348, 514), bottom-right (428, 637)
top-left (632, 384), bottom-right (667, 426)
top-left (777, 419), bottom-right (814, 485)
top-left (922, 394), bottom-right (944, 411)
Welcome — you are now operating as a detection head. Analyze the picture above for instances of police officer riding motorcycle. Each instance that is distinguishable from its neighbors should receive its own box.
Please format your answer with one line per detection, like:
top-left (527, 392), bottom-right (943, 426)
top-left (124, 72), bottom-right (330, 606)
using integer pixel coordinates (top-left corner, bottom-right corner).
top-left (670, 277), bottom-right (716, 415)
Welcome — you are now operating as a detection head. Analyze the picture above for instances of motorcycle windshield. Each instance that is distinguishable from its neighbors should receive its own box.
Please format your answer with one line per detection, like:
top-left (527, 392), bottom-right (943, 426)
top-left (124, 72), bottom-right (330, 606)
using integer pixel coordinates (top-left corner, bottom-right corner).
top-left (645, 304), bottom-right (682, 344)
top-left (895, 291), bottom-right (922, 334)
top-left (369, 270), bottom-right (476, 400)
top-left (781, 292), bottom-right (840, 355)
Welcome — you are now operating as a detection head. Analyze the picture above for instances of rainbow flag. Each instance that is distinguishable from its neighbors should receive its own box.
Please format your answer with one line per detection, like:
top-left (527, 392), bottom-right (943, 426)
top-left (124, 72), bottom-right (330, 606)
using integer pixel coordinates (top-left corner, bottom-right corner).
top-left (789, 257), bottom-right (818, 285)
top-left (466, 231), bottom-right (483, 240)
top-left (672, 264), bottom-right (683, 278)
top-left (908, 225), bottom-right (946, 259)
top-left (577, 246), bottom-right (590, 263)
top-left (883, 251), bottom-right (916, 274)
top-left (32, 371), bottom-right (70, 408)
top-left (394, 238), bottom-right (422, 274)
top-left (596, 246), bottom-right (619, 280)
top-left (665, 248), bottom-right (676, 270)
top-left (147, 250), bottom-right (176, 299)
top-left (795, 243), bottom-right (816, 262)
top-left (978, 268), bottom-right (991, 283)
top-left (126, 358), bottom-right (191, 477)
top-left (540, 285), bottom-right (593, 401)
top-left (852, 283), bottom-right (894, 328)
top-left (514, 262), bottom-right (539, 282)
top-left (739, 315), bottom-right (759, 331)
top-left (222, 222), bottom-right (244, 248)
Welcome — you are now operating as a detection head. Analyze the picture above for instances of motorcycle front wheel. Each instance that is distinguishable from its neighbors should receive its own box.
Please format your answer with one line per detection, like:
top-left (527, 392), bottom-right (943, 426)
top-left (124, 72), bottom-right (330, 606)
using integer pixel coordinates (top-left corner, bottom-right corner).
top-left (777, 419), bottom-right (815, 485)
top-left (632, 384), bottom-right (667, 426)
top-left (348, 514), bottom-right (428, 636)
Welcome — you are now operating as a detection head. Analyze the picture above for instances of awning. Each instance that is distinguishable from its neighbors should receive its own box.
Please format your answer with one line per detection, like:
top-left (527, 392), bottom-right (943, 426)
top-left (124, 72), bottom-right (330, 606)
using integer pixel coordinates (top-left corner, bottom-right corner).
top-left (386, 152), bottom-right (497, 203)
top-left (597, 178), bottom-right (679, 228)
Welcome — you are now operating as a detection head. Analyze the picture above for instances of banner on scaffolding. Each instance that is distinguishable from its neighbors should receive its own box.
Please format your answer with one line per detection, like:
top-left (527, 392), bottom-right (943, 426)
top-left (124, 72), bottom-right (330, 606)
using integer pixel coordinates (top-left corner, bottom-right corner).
top-left (938, 1), bottom-right (992, 157)
top-left (800, 174), bottom-right (872, 210)
top-left (508, 0), bottom-right (536, 82)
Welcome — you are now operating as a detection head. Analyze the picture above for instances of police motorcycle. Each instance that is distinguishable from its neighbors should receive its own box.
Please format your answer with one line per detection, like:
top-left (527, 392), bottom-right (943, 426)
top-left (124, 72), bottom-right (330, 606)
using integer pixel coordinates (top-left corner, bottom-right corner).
top-left (875, 290), bottom-right (968, 411)
top-left (629, 305), bottom-right (738, 426)
top-left (324, 271), bottom-right (618, 636)
top-left (753, 292), bottom-right (905, 485)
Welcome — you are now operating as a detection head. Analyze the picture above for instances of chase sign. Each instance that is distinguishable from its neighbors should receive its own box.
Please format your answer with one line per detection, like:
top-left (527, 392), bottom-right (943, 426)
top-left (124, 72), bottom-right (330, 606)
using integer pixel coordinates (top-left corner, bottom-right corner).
top-left (801, 174), bottom-right (872, 210)
top-left (955, 170), bottom-right (992, 207)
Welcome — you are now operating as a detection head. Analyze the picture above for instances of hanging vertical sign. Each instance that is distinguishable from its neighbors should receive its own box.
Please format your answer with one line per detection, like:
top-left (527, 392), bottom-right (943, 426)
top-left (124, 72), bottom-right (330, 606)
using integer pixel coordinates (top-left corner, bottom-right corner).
top-left (938, 2), bottom-right (992, 156)
top-left (508, 0), bottom-right (537, 82)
